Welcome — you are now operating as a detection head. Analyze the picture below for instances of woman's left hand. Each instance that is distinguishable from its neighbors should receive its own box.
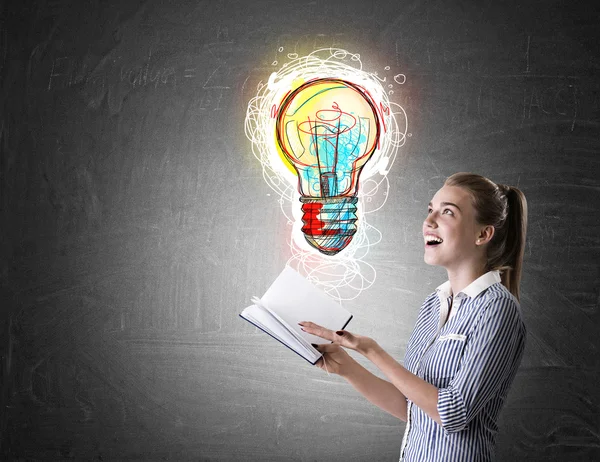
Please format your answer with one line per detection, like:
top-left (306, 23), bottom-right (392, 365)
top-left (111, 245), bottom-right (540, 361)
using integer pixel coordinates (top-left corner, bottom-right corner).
top-left (298, 321), bottom-right (375, 356)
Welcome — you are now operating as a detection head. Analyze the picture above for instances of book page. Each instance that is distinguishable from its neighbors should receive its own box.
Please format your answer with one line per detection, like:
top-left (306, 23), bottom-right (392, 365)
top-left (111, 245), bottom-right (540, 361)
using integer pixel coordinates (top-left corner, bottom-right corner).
top-left (240, 304), bottom-right (318, 362)
top-left (256, 301), bottom-right (315, 353)
top-left (259, 266), bottom-right (352, 345)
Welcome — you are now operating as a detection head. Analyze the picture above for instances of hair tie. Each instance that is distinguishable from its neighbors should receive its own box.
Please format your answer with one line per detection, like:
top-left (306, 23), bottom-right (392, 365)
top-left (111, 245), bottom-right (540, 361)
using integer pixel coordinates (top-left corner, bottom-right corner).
top-left (497, 183), bottom-right (510, 194)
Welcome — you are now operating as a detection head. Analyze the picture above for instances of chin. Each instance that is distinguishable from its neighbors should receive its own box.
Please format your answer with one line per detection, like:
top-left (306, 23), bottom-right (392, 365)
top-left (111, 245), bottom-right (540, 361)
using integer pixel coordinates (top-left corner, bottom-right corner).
top-left (424, 254), bottom-right (438, 266)
top-left (424, 251), bottom-right (448, 268)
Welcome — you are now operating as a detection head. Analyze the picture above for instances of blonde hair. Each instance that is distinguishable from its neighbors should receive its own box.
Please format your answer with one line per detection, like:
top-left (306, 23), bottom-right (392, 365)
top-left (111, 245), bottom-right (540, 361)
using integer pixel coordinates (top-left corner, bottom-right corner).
top-left (445, 173), bottom-right (528, 301)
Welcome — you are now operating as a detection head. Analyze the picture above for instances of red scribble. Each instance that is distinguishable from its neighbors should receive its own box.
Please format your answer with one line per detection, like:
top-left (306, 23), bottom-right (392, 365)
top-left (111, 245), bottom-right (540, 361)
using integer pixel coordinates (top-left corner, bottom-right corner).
top-left (380, 102), bottom-right (390, 116)
top-left (270, 104), bottom-right (278, 118)
top-left (296, 103), bottom-right (356, 138)
top-left (301, 203), bottom-right (341, 236)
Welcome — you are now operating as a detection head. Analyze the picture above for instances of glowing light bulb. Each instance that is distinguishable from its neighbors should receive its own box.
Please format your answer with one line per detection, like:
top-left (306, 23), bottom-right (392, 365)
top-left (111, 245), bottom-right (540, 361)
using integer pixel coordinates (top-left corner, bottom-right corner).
top-left (274, 78), bottom-right (381, 256)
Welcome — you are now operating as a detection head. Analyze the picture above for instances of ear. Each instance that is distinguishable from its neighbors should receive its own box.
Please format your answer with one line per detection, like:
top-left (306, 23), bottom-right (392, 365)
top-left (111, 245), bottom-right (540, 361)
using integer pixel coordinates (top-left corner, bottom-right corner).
top-left (475, 225), bottom-right (495, 246)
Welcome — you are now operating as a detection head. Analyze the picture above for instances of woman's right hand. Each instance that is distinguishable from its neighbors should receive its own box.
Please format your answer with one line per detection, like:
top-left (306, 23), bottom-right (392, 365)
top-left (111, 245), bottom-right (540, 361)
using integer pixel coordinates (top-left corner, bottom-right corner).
top-left (313, 343), bottom-right (359, 377)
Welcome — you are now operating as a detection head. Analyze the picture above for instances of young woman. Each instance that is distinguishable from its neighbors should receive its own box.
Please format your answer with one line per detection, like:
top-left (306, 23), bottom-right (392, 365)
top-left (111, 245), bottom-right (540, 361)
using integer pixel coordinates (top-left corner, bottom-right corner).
top-left (299, 172), bottom-right (528, 461)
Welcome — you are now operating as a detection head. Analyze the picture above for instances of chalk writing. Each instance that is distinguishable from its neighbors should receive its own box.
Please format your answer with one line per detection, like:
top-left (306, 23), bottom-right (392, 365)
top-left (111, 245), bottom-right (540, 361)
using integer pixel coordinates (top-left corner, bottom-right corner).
top-left (48, 53), bottom-right (181, 92)
top-left (118, 50), bottom-right (177, 89)
top-left (46, 46), bottom-right (233, 113)
top-left (48, 56), bottom-right (106, 91)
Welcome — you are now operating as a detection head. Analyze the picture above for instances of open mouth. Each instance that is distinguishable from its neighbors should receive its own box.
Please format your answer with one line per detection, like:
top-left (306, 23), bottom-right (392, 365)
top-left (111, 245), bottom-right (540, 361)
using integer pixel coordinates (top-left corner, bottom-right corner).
top-left (425, 236), bottom-right (443, 246)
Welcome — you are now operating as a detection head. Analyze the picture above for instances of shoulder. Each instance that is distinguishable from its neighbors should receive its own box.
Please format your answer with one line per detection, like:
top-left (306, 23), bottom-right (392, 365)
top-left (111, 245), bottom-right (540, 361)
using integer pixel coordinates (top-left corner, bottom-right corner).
top-left (423, 289), bottom-right (439, 305)
top-left (420, 290), bottom-right (441, 311)
top-left (476, 282), bottom-right (520, 313)
top-left (471, 283), bottom-right (526, 333)
top-left (413, 290), bottom-right (442, 322)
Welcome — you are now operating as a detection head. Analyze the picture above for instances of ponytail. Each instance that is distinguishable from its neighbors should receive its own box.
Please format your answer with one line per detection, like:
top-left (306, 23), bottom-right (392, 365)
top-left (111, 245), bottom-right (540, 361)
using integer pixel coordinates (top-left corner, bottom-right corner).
top-left (491, 185), bottom-right (528, 301)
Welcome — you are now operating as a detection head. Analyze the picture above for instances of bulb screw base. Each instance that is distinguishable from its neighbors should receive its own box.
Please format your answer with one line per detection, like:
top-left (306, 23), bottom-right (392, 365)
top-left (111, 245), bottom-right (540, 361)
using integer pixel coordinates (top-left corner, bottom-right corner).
top-left (299, 196), bottom-right (359, 255)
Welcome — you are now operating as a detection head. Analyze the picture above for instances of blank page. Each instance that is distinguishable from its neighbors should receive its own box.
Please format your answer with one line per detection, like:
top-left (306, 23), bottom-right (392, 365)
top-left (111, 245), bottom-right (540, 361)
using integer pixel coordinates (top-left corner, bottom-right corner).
top-left (259, 266), bottom-right (353, 345)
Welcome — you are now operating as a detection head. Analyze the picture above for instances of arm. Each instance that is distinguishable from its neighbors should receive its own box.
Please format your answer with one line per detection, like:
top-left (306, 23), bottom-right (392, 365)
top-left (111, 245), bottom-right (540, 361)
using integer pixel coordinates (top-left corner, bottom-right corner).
top-left (360, 342), bottom-right (442, 425)
top-left (311, 342), bottom-right (408, 421)
top-left (343, 360), bottom-right (409, 421)
top-left (303, 321), bottom-right (441, 423)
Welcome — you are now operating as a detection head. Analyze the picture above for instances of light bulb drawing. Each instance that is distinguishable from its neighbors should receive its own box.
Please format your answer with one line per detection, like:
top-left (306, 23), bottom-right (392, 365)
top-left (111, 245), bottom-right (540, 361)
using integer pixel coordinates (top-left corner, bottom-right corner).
top-left (275, 78), bottom-right (381, 255)
top-left (245, 48), bottom-right (408, 300)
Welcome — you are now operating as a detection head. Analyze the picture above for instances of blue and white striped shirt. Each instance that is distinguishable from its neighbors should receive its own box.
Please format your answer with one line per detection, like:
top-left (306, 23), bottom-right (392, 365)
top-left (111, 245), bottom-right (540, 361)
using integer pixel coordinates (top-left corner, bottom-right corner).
top-left (400, 271), bottom-right (526, 462)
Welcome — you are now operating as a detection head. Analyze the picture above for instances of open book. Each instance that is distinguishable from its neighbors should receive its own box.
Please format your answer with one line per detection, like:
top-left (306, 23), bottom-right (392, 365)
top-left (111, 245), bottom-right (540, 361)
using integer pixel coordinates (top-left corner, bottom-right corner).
top-left (239, 266), bottom-right (353, 365)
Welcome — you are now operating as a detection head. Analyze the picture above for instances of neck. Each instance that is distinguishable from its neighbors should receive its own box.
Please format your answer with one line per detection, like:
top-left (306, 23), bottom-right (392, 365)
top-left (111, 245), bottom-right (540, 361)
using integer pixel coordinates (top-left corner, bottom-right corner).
top-left (446, 260), bottom-right (488, 295)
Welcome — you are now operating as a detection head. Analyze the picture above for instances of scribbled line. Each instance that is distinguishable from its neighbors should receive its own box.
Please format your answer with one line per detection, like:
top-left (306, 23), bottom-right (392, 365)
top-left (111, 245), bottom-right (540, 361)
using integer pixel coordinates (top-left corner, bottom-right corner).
top-left (245, 47), bottom-right (408, 300)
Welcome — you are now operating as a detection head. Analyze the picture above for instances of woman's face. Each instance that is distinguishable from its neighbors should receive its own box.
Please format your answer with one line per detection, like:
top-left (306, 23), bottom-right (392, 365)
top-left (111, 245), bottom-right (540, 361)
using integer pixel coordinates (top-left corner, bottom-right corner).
top-left (423, 185), bottom-right (485, 270)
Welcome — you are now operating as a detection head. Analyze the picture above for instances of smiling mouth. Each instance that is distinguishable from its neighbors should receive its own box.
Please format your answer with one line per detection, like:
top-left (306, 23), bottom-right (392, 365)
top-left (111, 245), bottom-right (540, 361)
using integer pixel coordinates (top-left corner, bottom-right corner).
top-left (425, 236), bottom-right (443, 246)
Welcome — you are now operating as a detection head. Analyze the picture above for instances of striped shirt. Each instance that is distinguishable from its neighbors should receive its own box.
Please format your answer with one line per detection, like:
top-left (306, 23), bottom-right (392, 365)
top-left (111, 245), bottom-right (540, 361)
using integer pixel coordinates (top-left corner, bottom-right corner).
top-left (400, 271), bottom-right (526, 462)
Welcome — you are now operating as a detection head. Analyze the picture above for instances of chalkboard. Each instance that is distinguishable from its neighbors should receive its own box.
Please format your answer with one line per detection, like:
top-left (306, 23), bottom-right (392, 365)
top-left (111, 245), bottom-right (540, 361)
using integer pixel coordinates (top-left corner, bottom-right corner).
top-left (2, 0), bottom-right (599, 460)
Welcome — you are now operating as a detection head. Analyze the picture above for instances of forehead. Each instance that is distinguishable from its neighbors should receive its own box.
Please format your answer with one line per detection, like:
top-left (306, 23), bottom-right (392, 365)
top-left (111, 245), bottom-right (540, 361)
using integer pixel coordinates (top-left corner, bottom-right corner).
top-left (430, 185), bottom-right (473, 210)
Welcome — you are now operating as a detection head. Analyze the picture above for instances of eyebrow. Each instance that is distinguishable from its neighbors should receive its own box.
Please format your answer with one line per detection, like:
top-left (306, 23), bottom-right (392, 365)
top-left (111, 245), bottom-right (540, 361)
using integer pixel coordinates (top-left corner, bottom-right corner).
top-left (428, 201), bottom-right (462, 212)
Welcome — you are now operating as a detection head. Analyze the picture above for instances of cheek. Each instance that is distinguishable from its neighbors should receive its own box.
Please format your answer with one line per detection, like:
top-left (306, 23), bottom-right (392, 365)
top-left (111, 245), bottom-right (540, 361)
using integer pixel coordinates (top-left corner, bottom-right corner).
top-left (459, 232), bottom-right (478, 251)
top-left (446, 230), bottom-right (473, 252)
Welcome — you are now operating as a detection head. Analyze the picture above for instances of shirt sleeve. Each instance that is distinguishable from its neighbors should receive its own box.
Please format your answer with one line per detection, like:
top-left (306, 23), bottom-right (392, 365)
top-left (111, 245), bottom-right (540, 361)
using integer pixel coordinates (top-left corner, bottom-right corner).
top-left (437, 295), bottom-right (526, 433)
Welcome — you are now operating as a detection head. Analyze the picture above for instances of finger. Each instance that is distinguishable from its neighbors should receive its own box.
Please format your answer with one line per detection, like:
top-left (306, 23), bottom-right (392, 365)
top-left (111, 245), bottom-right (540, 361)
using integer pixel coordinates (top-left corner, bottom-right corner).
top-left (314, 353), bottom-right (339, 374)
top-left (302, 322), bottom-right (361, 351)
top-left (298, 321), bottom-right (338, 342)
top-left (314, 342), bottom-right (342, 353)
top-left (314, 355), bottom-right (335, 370)
top-left (312, 343), bottom-right (340, 353)
top-left (314, 357), bottom-right (324, 369)
top-left (301, 322), bottom-right (355, 341)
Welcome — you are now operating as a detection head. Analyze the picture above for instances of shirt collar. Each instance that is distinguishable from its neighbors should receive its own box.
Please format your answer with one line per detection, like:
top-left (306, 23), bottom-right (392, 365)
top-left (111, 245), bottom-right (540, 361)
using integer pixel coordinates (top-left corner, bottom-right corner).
top-left (436, 270), bottom-right (501, 300)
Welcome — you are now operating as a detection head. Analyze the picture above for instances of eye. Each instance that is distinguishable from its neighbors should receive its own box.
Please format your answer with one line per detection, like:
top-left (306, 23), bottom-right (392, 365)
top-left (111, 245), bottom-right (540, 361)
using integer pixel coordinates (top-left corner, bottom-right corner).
top-left (427, 208), bottom-right (433, 214)
top-left (443, 208), bottom-right (454, 215)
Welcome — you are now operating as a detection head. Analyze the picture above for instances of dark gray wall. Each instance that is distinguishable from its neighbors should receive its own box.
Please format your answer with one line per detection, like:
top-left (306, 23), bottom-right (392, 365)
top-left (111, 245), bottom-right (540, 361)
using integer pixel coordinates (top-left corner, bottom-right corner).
top-left (2, 0), bottom-right (599, 460)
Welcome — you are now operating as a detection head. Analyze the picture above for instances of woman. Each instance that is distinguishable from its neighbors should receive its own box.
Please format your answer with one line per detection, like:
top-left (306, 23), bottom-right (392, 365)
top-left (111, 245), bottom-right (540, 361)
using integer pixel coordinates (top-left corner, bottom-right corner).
top-left (299, 172), bottom-right (528, 461)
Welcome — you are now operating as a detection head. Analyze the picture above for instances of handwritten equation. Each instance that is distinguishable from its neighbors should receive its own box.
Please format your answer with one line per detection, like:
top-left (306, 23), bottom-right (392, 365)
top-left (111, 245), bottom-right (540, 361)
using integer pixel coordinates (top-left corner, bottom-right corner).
top-left (46, 46), bottom-right (232, 111)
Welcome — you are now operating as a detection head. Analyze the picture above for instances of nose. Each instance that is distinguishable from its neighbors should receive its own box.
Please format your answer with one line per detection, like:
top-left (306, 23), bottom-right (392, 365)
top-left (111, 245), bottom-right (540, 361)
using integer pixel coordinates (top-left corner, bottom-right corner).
top-left (423, 211), bottom-right (437, 228)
